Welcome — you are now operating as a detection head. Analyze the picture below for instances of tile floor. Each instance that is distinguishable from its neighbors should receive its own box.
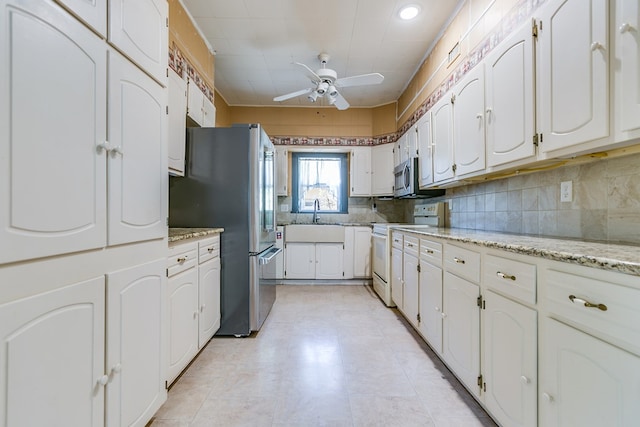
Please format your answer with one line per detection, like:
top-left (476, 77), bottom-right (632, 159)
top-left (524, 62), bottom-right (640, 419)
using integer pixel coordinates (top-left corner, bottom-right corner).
top-left (151, 285), bottom-right (497, 427)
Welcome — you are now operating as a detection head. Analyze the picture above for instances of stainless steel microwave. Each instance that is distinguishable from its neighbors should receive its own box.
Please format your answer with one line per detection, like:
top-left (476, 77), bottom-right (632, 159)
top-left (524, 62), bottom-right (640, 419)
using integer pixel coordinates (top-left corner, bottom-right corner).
top-left (393, 158), bottom-right (445, 199)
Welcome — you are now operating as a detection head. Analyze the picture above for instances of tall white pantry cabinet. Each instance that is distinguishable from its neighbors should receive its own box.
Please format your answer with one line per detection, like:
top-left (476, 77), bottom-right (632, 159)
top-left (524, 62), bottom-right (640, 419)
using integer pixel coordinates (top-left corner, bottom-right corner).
top-left (0, 0), bottom-right (169, 426)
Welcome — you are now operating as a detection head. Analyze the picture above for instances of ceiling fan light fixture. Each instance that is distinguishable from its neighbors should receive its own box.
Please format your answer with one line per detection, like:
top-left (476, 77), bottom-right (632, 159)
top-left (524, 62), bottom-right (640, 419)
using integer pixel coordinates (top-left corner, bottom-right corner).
top-left (316, 81), bottom-right (329, 95)
top-left (327, 94), bottom-right (337, 105)
top-left (399, 4), bottom-right (420, 20)
top-left (307, 91), bottom-right (318, 102)
top-left (328, 85), bottom-right (338, 97)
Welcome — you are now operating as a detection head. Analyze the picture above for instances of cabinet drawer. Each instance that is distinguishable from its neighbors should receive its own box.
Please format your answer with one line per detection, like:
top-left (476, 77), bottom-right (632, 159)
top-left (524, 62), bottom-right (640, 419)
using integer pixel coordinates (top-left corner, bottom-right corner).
top-left (167, 243), bottom-right (197, 277)
top-left (444, 243), bottom-right (480, 283)
top-left (544, 267), bottom-right (640, 356)
top-left (420, 238), bottom-right (442, 266)
top-left (198, 235), bottom-right (220, 263)
top-left (403, 235), bottom-right (419, 257)
top-left (484, 254), bottom-right (536, 304)
top-left (391, 231), bottom-right (403, 249)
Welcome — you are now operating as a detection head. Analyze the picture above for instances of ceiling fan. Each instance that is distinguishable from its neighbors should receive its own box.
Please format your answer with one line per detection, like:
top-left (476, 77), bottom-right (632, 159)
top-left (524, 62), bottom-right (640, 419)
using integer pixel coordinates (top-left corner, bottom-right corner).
top-left (273, 53), bottom-right (384, 110)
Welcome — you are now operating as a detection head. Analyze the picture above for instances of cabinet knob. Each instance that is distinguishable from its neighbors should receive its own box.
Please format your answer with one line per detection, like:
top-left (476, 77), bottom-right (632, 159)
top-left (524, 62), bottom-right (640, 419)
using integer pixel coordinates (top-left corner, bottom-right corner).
top-left (96, 142), bottom-right (109, 154)
top-left (441, 312), bottom-right (447, 318)
top-left (109, 146), bottom-right (124, 157)
top-left (542, 392), bottom-right (554, 403)
top-left (193, 311), bottom-right (198, 319)
top-left (111, 363), bottom-right (122, 375)
top-left (520, 375), bottom-right (530, 384)
top-left (426, 249), bottom-right (434, 254)
top-left (434, 306), bottom-right (440, 312)
top-left (97, 375), bottom-right (109, 386)
top-left (208, 247), bottom-right (214, 253)
top-left (590, 41), bottom-right (603, 51)
top-left (619, 22), bottom-right (632, 33)
top-left (177, 257), bottom-right (187, 263)
top-left (200, 304), bottom-right (206, 312)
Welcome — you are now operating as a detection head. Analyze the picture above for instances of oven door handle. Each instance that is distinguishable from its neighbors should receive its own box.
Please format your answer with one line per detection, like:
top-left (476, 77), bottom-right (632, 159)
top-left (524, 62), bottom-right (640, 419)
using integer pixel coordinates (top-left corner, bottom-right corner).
top-left (259, 247), bottom-right (282, 265)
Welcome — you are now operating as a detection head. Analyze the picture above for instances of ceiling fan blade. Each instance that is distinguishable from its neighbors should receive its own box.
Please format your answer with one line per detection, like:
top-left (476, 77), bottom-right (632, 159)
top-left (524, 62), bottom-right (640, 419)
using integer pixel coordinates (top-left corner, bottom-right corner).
top-left (335, 72), bottom-right (384, 88)
top-left (294, 62), bottom-right (321, 83)
top-left (333, 92), bottom-right (350, 110)
top-left (273, 87), bottom-right (314, 102)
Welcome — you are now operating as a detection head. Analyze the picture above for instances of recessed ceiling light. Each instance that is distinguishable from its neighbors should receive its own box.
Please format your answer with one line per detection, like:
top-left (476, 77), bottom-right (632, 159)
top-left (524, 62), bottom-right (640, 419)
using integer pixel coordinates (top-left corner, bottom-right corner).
top-left (399, 5), bottom-right (420, 20)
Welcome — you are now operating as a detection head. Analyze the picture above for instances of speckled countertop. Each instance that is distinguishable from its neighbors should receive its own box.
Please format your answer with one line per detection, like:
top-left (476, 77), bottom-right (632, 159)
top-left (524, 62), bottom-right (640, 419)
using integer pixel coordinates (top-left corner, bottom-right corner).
top-left (168, 228), bottom-right (224, 243)
top-left (392, 226), bottom-right (640, 277)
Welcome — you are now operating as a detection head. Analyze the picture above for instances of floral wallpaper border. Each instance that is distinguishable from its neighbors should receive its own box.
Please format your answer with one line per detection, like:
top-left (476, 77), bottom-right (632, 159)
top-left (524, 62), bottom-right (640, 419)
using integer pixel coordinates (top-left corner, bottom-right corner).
top-left (272, 0), bottom-right (547, 147)
top-left (169, 42), bottom-right (214, 103)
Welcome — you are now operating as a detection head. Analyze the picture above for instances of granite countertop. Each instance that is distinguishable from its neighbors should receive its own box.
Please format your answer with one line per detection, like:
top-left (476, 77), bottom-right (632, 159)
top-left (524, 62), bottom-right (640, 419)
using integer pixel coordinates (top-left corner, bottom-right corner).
top-left (169, 227), bottom-right (224, 243)
top-left (392, 226), bottom-right (640, 277)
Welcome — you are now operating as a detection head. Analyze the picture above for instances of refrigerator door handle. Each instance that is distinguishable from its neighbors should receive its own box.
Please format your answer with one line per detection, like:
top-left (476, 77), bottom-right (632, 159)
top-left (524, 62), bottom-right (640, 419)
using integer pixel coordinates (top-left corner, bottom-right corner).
top-left (258, 247), bottom-right (282, 265)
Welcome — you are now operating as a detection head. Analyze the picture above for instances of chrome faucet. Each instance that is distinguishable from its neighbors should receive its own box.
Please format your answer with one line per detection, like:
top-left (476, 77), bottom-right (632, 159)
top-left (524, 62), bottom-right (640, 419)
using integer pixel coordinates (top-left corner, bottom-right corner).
top-left (312, 199), bottom-right (320, 223)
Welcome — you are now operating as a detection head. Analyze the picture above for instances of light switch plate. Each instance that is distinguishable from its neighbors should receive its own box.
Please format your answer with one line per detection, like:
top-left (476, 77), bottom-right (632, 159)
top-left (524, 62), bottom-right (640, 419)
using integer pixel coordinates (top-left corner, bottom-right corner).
top-left (560, 181), bottom-right (573, 202)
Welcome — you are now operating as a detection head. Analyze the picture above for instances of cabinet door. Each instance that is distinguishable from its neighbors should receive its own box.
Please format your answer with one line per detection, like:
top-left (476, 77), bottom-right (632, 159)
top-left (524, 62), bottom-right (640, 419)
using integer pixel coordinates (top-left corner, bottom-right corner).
top-left (453, 65), bottom-right (486, 176)
top-left (187, 79), bottom-right (204, 126)
top-left (55, 0), bottom-right (107, 37)
top-left (394, 133), bottom-right (406, 166)
top-left (419, 261), bottom-right (443, 354)
top-left (406, 124), bottom-right (418, 159)
top-left (353, 227), bottom-right (372, 278)
top-left (0, 1), bottom-right (107, 264)
top-left (108, 0), bottom-right (168, 85)
top-left (486, 21), bottom-right (535, 167)
top-left (540, 317), bottom-right (640, 427)
top-left (483, 290), bottom-right (537, 427)
top-left (442, 272), bottom-right (480, 396)
top-left (0, 276), bottom-right (105, 427)
top-left (316, 243), bottom-right (344, 279)
top-left (403, 252), bottom-right (420, 327)
top-left (202, 96), bottom-right (216, 127)
top-left (417, 112), bottom-right (434, 188)
top-left (198, 257), bottom-right (221, 348)
top-left (167, 267), bottom-right (198, 384)
top-left (432, 93), bottom-right (455, 182)
top-left (615, 0), bottom-right (640, 141)
top-left (276, 147), bottom-right (289, 196)
top-left (391, 246), bottom-right (404, 309)
top-left (168, 68), bottom-right (187, 176)
top-left (285, 243), bottom-right (315, 279)
top-left (106, 259), bottom-right (166, 427)
top-left (350, 147), bottom-right (372, 196)
top-left (108, 50), bottom-right (168, 246)
top-left (371, 143), bottom-right (394, 196)
top-left (538, 0), bottom-right (609, 153)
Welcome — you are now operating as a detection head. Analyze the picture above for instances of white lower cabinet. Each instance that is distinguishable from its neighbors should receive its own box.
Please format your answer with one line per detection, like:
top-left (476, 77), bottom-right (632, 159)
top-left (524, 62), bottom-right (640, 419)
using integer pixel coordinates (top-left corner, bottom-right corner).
top-left (483, 290), bottom-right (537, 427)
top-left (418, 238), bottom-right (443, 354)
top-left (343, 226), bottom-right (372, 279)
top-left (198, 256), bottom-right (221, 347)
top-left (401, 235), bottom-right (420, 328)
top-left (285, 242), bottom-right (344, 279)
top-left (391, 242), bottom-right (404, 309)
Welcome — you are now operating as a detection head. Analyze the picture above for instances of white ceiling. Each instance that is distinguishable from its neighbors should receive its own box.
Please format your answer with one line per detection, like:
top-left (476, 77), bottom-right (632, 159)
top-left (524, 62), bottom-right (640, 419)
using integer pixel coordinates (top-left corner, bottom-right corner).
top-left (182, 0), bottom-right (463, 108)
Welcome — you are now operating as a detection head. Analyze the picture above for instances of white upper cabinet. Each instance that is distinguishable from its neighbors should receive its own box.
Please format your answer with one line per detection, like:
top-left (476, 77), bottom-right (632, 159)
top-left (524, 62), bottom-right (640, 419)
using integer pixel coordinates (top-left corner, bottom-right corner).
top-left (187, 78), bottom-right (215, 127)
top-left (0, 0), bottom-right (107, 264)
top-left (614, 0), bottom-right (640, 141)
top-left (453, 64), bottom-right (486, 176)
top-left (108, 0), bottom-right (168, 85)
top-left (394, 133), bottom-right (406, 167)
top-left (108, 50), bottom-right (168, 246)
top-left (405, 124), bottom-right (418, 160)
top-left (276, 146), bottom-right (288, 196)
top-left (537, 0), bottom-right (609, 153)
top-left (485, 21), bottom-right (536, 167)
top-left (371, 143), bottom-right (394, 196)
top-left (350, 146), bottom-right (372, 196)
top-left (168, 68), bottom-right (188, 176)
top-left (417, 112), bottom-right (434, 188)
top-left (432, 92), bottom-right (455, 183)
top-left (55, 0), bottom-right (107, 37)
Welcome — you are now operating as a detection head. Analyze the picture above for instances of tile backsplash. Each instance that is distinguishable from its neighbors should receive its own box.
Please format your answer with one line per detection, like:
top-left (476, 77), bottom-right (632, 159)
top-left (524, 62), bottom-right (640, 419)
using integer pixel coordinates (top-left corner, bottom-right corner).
top-left (437, 152), bottom-right (640, 244)
top-left (277, 197), bottom-right (406, 225)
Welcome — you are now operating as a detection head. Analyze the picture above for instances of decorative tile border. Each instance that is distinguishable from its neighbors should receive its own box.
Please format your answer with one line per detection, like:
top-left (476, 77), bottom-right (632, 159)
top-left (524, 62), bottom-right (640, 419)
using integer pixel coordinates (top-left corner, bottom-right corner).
top-left (169, 42), bottom-right (214, 103)
top-left (271, 133), bottom-right (398, 146)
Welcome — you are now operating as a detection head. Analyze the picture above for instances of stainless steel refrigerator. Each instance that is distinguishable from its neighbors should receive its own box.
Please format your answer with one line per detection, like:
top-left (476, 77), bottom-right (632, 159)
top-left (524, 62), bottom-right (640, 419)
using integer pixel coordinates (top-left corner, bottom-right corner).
top-left (169, 124), bottom-right (279, 336)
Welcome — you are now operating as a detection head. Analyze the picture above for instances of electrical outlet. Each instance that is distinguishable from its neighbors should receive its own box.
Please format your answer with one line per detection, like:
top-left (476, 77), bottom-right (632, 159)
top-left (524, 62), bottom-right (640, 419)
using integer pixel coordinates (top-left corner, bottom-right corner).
top-left (560, 181), bottom-right (573, 202)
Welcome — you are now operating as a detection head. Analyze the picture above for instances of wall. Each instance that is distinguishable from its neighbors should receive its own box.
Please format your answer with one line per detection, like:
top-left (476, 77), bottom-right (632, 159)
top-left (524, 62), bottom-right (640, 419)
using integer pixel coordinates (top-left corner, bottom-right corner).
top-left (213, 89), bottom-right (232, 127)
top-left (415, 152), bottom-right (640, 245)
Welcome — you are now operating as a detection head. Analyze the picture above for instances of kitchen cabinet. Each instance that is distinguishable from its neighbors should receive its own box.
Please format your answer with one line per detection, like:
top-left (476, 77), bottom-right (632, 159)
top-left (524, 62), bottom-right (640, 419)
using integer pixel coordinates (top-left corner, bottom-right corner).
top-left (371, 143), bottom-right (394, 196)
top-left (452, 64), bottom-right (486, 176)
top-left (285, 242), bottom-right (343, 279)
top-left (432, 91), bottom-right (455, 183)
top-left (276, 146), bottom-right (289, 196)
top-left (108, 0), bottom-right (168, 85)
top-left (0, 0), bottom-right (167, 264)
top-left (394, 126), bottom-right (418, 168)
top-left (55, 0), bottom-right (106, 36)
top-left (168, 68), bottom-right (188, 176)
top-left (417, 112), bottom-right (435, 188)
top-left (187, 78), bottom-right (215, 127)
top-left (418, 237), bottom-right (443, 354)
top-left (197, 236), bottom-right (221, 347)
top-left (344, 226), bottom-right (372, 279)
top-left (0, 276), bottom-right (105, 427)
top-left (614, 0), bottom-right (640, 142)
top-left (391, 232), bottom-right (404, 309)
top-left (350, 146), bottom-right (372, 196)
top-left (537, 0), bottom-right (609, 154)
top-left (485, 20), bottom-right (536, 168)
top-left (166, 242), bottom-right (199, 384)
top-left (105, 259), bottom-right (166, 427)
top-left (402, 235), bottom-right (420, 328)
top-left (394, 133), bottom-right (405, 167)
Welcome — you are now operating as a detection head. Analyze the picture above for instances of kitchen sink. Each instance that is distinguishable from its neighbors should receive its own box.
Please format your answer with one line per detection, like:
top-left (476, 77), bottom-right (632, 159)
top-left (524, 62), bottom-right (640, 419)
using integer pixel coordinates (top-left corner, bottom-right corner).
top-left (285, 224), bottom-right (345, 243)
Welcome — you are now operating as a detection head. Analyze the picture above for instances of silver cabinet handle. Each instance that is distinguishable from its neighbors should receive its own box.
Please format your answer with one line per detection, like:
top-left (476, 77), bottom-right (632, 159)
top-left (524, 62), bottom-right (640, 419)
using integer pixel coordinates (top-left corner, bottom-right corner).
top-left (496, 271), bottom-right (516, 281)
top-left (453, 257), bottom-right (465, 264)
top-left (425, 249), bottom-right (434, 254)
top-left (207, 247), bottom-right (214, 253)
top-left (406, 243), bottom-right (414, 248)
top-left (177, 256), bottom-right (187, 263)
top-left (569, 295), bottom-right (607, 311)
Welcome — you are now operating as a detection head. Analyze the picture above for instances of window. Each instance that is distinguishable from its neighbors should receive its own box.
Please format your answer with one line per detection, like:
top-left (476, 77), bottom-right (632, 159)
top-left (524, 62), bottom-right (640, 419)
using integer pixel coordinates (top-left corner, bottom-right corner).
top-left (291, 152), bottom-right (348, 214)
